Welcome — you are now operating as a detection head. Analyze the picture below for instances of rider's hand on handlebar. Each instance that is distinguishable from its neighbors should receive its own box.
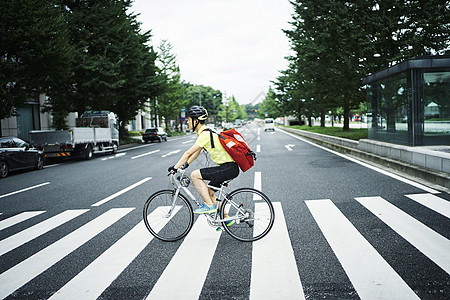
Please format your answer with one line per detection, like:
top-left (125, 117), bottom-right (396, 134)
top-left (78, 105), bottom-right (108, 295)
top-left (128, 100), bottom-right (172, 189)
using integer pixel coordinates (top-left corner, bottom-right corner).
top-left (168, 165), bottom-right (177, 175)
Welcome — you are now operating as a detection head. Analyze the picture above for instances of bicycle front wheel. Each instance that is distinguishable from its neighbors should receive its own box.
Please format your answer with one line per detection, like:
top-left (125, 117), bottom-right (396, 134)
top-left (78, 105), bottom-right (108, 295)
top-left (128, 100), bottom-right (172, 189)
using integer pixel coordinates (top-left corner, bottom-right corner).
top-left (143, 190), bottom-right (193, 242)
top-left (221, 188), bottom-right (275, 242)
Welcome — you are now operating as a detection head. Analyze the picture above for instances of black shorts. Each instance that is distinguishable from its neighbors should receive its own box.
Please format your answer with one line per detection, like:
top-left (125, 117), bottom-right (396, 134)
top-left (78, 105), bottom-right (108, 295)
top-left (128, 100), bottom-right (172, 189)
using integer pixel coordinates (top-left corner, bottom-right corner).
top-left (200, 162), bottom-right (240, 187)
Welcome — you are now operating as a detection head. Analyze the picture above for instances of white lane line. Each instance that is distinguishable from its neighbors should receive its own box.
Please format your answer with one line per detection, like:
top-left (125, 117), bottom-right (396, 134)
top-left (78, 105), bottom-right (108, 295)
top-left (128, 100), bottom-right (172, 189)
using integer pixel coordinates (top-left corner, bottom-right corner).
top-left (253, 172), bottom-right (262, 200)
top-left (280, 129), bottom-right (439, 194)
top-left (161, 149), bottom-right (181, 158)
top-left (117, 144), bottom-right (155, 153)
top-left (356, 196), bottom-right (450, 275)
top-left (0, 211), bottom-right (46, 231)
top-left (0, 210), bottom-right (88, 256)
top-left (182, 140), bottom-right (192, 144)
top-left (306, 199), bottom-right (419, 300)
top-left (405, 193), bottom-right (450, 219)
top-left (146, 217), bottom-right (221, 300)
top-left (131, 150), bottom-right (160, 160)
top-left (0, 182), bottom-right (51, 199)
top-left (91, 177), bottom-right (152, 207)
top-left (256, 145), bottom-right (261, 153)
top-left (0, 208), bottom-right (134, 299)
top-left (50, 206), bottom-right (181, 300)
top-left (101, 153), bottom-right (127, 161)
top-left (250, 202), bottom-right (305, 300)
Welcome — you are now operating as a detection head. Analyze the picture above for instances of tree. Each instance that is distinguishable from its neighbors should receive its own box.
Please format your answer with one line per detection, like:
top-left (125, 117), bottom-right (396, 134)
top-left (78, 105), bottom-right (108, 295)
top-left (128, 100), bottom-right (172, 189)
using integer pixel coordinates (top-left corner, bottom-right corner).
top-left (258, 87), bottom-right (281, 119)
top-left (0, 0), bottom-right (72, 123)
top-left (156, 40), bottom-right (186, 132)
top-left (185, 84), bottom-right (222, 123)
top-left (54, 0), bottom-right (163, 136)
top-left (276, 0), bottom-right (450, 131)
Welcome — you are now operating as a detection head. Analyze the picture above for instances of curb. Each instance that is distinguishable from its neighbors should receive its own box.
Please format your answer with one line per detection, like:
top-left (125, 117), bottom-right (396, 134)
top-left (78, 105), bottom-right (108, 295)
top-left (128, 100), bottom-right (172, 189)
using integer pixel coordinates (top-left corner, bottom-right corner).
top-left (281, 127), bottom-right (450, 191)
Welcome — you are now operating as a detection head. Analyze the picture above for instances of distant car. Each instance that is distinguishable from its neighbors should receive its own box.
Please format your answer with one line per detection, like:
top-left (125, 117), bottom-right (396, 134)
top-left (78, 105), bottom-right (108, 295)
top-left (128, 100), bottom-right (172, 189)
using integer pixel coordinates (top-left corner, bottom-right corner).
top-left (264, 118), bottom-right (275, 131)
top-left (142, 128), bottom-right (168, 143)
top-left (0, 137), bottom-right (45, 178)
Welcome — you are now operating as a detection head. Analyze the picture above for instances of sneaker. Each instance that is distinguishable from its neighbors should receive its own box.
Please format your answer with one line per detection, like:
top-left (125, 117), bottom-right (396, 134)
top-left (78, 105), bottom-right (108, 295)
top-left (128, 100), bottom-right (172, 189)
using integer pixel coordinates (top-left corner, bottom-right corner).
top-left (216, 220), bottom-right (235, 232)
top-left (193, 203), bottom-right (217, 214)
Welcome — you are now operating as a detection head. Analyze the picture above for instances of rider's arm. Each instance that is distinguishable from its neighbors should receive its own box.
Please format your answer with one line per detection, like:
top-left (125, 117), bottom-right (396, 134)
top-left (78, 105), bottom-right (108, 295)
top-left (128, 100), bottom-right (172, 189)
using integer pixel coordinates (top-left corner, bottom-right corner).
top-left (174, 144), bottom-right (202, 169)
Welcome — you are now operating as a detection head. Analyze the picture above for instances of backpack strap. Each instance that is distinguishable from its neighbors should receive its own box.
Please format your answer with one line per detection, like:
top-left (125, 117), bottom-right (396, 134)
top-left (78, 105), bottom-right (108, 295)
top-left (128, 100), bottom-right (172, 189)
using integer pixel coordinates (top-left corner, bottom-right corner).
top-left (203, 128), bottom-right (215, 148)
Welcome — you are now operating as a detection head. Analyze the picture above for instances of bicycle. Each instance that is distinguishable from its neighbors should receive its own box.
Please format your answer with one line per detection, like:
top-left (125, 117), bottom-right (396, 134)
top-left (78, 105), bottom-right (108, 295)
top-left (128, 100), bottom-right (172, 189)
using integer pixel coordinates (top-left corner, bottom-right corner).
top-left (143, 169), bottom-right (275, 242)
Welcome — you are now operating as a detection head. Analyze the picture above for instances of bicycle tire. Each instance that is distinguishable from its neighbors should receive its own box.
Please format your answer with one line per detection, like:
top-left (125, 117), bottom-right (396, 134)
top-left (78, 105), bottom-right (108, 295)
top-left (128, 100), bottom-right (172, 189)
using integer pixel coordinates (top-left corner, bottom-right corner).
top-left (143, 189), bottom-right (194, 242)
top-left (221, 188), bottom-right (275, 242)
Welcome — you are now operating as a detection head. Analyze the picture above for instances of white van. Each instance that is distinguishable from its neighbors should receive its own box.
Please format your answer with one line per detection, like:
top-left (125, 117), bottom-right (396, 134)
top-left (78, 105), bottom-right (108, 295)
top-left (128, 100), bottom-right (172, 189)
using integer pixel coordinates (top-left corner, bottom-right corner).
top-left (264, 118), bottom-right (275, 131)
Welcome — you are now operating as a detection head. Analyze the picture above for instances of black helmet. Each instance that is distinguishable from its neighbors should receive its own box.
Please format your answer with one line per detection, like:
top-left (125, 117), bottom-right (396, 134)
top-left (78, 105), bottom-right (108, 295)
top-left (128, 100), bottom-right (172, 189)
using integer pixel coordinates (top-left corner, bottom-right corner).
top-left (188, 106), bottom-right (208, 120)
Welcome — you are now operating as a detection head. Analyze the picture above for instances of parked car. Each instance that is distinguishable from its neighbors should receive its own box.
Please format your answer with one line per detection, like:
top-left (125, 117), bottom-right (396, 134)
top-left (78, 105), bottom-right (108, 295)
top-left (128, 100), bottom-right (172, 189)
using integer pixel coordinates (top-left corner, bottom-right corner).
top-left (0, 137), bottom-right (45, 178)
top-left (142, 128), bottom-right (168, 143)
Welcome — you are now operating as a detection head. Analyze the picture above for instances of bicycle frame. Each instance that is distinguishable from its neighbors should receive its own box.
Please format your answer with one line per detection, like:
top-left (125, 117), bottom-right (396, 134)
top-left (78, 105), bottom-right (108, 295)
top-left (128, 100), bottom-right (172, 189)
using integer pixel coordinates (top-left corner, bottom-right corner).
top-left (167, 170), bottom-right (249, 225)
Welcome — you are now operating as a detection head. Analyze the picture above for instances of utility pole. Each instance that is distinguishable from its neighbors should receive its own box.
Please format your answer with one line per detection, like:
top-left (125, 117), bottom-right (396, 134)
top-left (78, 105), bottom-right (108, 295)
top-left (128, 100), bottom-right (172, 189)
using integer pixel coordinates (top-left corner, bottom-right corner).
top-left (198, 89), bottom-right (201, 106)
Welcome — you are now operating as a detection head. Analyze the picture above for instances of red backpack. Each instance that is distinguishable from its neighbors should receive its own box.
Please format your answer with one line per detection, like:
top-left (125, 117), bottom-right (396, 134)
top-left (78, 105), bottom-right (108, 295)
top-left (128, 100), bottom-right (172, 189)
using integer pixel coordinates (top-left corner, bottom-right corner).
top-left (205, 128), bottom-right (256, 172)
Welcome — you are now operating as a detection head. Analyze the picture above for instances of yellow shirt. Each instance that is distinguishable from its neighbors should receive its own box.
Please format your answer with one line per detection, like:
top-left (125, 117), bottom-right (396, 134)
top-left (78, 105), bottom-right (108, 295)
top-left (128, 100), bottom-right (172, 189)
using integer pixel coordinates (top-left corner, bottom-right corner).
top-left (195, 126), bottom-right (234, 165)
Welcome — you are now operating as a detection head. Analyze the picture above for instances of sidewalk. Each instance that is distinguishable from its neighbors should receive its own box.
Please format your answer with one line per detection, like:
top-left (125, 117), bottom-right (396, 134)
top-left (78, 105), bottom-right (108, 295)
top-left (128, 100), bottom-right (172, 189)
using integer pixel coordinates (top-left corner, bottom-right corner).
top-left (281, 127), bottom-right (450, 192)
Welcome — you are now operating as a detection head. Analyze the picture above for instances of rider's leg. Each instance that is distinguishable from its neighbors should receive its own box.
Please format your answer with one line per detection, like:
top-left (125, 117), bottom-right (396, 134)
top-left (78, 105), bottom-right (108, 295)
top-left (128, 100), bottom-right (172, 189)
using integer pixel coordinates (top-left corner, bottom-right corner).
top-left (190, 169), bottom-right (214, 206)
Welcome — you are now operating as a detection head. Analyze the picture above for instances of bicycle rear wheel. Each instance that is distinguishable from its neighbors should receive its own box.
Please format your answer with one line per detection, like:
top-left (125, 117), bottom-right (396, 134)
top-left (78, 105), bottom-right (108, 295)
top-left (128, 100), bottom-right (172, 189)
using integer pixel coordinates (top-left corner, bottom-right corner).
top-left (143, 190), bottom-right (193, 242)
top-left (221, 188), bottom-right (274, 242)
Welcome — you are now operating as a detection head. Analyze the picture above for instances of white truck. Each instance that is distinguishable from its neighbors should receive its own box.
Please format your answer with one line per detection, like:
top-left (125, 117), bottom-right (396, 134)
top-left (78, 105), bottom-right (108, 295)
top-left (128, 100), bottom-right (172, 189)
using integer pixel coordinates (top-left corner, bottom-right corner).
top-left (29, 111), bottom-right (119, 159)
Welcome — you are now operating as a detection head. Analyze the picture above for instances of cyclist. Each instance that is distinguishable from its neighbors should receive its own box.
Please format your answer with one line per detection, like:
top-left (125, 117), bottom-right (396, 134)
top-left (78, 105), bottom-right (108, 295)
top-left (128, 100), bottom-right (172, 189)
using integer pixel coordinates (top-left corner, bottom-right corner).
top-left (169, 106), bottom-right (239, 230)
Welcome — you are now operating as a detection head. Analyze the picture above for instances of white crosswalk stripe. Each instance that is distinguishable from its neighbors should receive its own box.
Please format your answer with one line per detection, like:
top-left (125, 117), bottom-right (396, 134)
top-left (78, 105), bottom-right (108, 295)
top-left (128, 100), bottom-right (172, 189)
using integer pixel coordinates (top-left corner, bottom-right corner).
top-left (356, 196), bottom-right (450, 275)
top-left (250, 202), bottom-right (305, 300)
top-left (146, 216), bottom-right (221, 300)
top-left (306, 199), bottom-right (419, 300)
top-left (405, 193), bottom-right (450, 219)
top-left (0, 209), bottom-right (88, 256)
top-left (0, 208), bottom-right (134, 299)
top-left (50, 206), bottom-right (180, 300)
top-left (0, 211), bottom-right (45, 231)
top-left (0, 193), bottom-right (448, 299)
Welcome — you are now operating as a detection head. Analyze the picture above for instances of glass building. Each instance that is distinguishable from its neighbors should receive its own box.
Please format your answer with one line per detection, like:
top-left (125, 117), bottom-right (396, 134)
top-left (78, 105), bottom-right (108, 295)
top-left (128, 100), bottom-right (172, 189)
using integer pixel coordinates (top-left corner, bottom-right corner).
top-left (363, 55), bottom-right (450, 146)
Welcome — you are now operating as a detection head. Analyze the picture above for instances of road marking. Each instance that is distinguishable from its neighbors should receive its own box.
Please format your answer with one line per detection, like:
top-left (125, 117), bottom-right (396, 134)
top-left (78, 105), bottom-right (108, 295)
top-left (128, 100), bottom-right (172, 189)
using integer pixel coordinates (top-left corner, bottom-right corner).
top-left (117, 144), bottom-right (154, 153)
top-left (0, 208), bottom-right (134, 299)
top-left (256, 145), bottom-right (261, 152)
top-left (306, 199), bottom-right (420, 300)
top-left (0, 210), bottom-right (88, 256)
top-left (50, 206), bottom-right (180, 300)
top-left (146, 216), bottom-right (221, 300)
top-left (101, 153), bottom-right (126, 161)
top-left (279, 129), bottom-right (439, 194)
top-left (356, 196), bottom-right (450, 274)
top-left (161, 149), bottom-right (181, 158)
top-left (182, 140), bottom-right (192, 144)
top-left (285, 144), bottom-right (295, 151)
top-left (250, 202), bottom-right (305, 300)
top-left (0, 211), bottom-right (46, 231)
top-left (130, 149), bottom-right (160, 160)
top-left (405, 193), bottom-right (450, 219)
top-left (253, 172), bottom-right (262, 200)
top-left (0, 182), bottom-right (51, 199)
top-left (91, 177), bottom-right (152, 207)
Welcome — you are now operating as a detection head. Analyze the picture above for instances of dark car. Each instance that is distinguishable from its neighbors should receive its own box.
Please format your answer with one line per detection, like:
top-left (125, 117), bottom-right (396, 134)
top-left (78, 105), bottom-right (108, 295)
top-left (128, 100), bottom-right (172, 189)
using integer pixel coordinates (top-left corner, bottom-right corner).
top-left (0, 137), bottom-right (44, 178)
top-left (142, 128), bottom-right (168, 143)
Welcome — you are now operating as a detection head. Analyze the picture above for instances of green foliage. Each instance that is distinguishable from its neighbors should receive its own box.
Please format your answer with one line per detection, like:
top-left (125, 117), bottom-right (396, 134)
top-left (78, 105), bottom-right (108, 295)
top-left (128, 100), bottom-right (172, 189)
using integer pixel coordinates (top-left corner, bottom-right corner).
top-left (288, 125), bottom-right (368, 141)
top-left (184, 84), bottom-right (223, 122)
top-left (0, 0), bottom-right (72, 120)
top-left (275, 0), bottom-right (450, 131)
top-left (258, 87), bottom-right (281, 119)
top-left (156, 40), bottom-right (186, 131)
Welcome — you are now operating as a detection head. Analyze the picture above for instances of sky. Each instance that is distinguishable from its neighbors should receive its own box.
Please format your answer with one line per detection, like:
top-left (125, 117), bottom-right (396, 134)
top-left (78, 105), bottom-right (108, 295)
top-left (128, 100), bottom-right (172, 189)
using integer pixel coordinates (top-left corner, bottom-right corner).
top-left (129, 0), bottom-right (293, 105)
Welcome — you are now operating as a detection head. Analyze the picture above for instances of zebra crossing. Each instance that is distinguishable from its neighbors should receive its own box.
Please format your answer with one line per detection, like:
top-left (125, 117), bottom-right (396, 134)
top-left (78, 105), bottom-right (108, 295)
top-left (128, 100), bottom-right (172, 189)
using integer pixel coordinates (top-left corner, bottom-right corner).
top-left (0, 193), bottom-right (449, 299)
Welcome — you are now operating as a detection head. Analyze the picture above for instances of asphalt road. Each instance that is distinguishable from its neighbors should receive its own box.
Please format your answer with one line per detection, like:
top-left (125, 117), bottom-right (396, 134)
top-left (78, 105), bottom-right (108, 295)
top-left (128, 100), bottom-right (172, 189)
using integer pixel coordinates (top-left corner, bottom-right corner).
top-left (0, 122), bottom-right (449, 299)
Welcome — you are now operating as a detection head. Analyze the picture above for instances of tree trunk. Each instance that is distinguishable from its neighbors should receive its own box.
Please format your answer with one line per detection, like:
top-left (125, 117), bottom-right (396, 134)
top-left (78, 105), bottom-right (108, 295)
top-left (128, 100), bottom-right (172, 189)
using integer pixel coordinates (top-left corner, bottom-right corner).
top-left (343, 100), bottom-right (350, 131)
top-left (320, 107), bottom-right (325, 127)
